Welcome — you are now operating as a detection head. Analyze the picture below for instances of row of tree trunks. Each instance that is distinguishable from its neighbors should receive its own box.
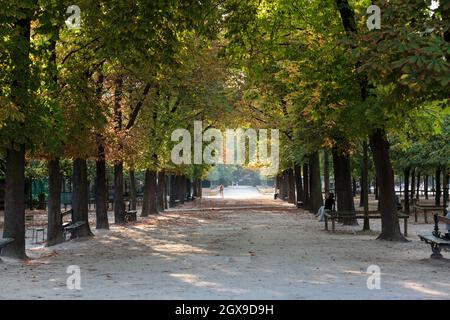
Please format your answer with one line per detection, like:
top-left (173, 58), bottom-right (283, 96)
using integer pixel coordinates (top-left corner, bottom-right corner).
top-left (167, 174), bottom-right (195, 207)
top-left (277, 155), bottom-right (323, 213)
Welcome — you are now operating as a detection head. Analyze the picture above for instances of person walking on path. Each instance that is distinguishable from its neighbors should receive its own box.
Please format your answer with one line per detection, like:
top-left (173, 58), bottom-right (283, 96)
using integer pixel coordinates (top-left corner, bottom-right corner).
top-left (219, 184), bottom-right (224, 198)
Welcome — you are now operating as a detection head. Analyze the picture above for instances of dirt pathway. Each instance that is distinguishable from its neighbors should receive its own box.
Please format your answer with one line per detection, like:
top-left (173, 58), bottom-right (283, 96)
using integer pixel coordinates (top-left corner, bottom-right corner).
top-left (1, 190), bottom-right (450, 299)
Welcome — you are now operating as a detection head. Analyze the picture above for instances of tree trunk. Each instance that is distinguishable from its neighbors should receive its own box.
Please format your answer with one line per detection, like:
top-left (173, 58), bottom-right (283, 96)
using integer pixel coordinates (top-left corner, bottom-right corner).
top-left (416, 171), bottom-right (420, 201)
top-left (369, 129), bottom-right (406, 241)
top-left (403, 167), bottom-right (410, 216)
top-left (193, 178), bottom-right (198, 198)
top-left (361, 141), bottom-right (370, 231)
top-left (112, 75), bottom-right (125, 223)
top-left (435, 168), bottom-right (442, 206)
top-left (283, 171), bottom-right (289, 201)
top-left (332, 147), bottom-right (356, 224)
top-left (276, 175), bottom-right (281, 199)
top-left (95, 146), bottom-right (109, 229)
top-left (174, 175), bottom-right (181, 203)
top-left (2, 10), bottom-right (31, 259)
top-left (197, 179), bottom-right (202, 198)
top-left (164, 175), bottom-right (169, 209)
top-left (324, 149), bottom-right (330, 193)
top-left (336, 0), bottom-right (404, 240)
top-left (2, 145), bottom-right (27, 259)
top-left (294, 164), bottom-right (304, 207)
top-left (114, 162), bottom-right (125, 223)
top-left (47, 158), bottom-right (64, 246)
top-left (303, 163), bottom-right (310, 208)
top-left (72, 158), bottom-right (94, 237)
top-left (287, 168), bottom-right (296, 204)
top-left (186, 177), bottom-right (192, 201)
top-left (375, 178), bottom-right (379, 200)
top-left (142, 169), bottom-right (157, 216)
top-left (278, 172), bottom-right (286, 201)
top-left (359, 165), bottom-right (364, 208)
top-left (157, 171), bottom-right (165, 211)
top-left (169, 174), bottom-right (176, 207)
top-left (26, 178), bottom-right (32, 210)
top-left (424, 175), bottom-right (429, 199)
top-left (410, 168), bottom-right (416, 202)
top-left (309, 152), bottom-right (323, 213)
top-left (129, 170), bottom-right (137, 211)
top-left (180, 175), bottom-right (186, 204)
top-left (443, 169), bottom-right (449, 210)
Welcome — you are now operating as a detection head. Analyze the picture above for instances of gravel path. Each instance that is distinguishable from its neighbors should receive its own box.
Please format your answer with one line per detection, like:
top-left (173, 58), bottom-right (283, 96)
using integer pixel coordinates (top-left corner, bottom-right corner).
top-left (1, 187), bottom-right (449, 299)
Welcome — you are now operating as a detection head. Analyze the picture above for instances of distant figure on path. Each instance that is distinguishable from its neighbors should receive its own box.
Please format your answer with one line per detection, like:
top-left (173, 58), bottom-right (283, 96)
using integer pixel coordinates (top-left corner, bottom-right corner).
top-left (219, 184), bottom-right (224, 198)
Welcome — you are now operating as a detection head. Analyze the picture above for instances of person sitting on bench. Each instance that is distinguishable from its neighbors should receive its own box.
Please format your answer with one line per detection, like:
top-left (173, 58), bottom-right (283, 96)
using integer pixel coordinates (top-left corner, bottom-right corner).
top-left (444, 204), bottom-right (450, 239)
top-left (317, 192), bottom-right (335, 221)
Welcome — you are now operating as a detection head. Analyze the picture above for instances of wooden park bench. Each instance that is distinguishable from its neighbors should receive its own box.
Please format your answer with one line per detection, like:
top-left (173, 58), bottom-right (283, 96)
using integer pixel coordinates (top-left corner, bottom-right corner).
top-left (324, 210), bottom-right (409, 236)
top-left (60, 209), bottom-right (88, 240)
top-left (62, 221), bottom-right (86, 240)
top-left (413, 205), bottom-right (445, 223)
top-left (0, 238), bottom-right (14, 261)
top-left (124, 210), bottom-right (137, 223)
top-left (418, 214), bottom-right (450, 259)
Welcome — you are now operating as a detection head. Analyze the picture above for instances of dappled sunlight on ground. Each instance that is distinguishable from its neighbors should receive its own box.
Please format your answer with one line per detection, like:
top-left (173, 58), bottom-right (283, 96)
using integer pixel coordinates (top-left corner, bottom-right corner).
top-left (1, 187), bottom-right (450, 299)
top-left (402, 281), bottom-right (449, 297)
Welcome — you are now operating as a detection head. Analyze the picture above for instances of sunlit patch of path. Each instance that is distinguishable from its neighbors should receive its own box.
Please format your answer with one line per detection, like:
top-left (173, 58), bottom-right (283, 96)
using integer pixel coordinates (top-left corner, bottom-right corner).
top-left (209, 186), bottom-right (266, 199)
